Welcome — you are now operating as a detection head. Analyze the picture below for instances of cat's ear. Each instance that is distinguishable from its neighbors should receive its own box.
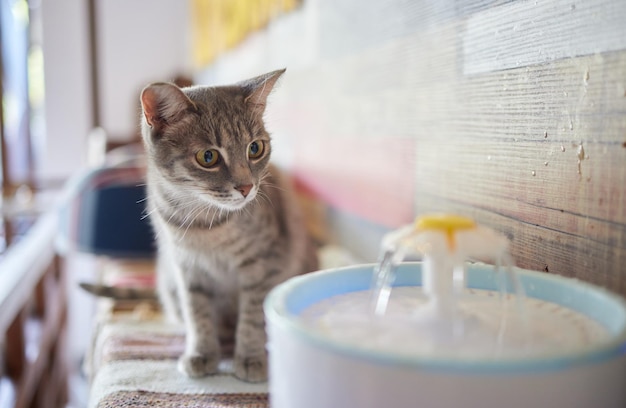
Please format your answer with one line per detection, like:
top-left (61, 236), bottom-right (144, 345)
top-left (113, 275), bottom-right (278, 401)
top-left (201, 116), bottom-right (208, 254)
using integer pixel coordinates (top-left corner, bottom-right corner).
top-left (140, 83), bottom-right (196, 131)
top-left (240, 69), bottom-right (286, 115)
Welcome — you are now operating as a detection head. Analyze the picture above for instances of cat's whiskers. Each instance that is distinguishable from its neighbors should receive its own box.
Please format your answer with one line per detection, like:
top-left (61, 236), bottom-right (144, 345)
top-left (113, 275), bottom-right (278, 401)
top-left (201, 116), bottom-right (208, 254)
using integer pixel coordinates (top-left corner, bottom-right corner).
top-left (204, 206), bottom-right (211, 224)
top-left (226, 209), bottom-right (231, 224)
top-left (206, 204), bottom-right (229, 230)
top-left (165, 204), bottom-right (188, 226)
top-left (166, 197), bottom-right (203, 229)
top-left (259, 169), bottom-right (271, 180)
top-left (209, 207), bottom-right (219, 230)
top-left (141, 207), bottom-right (158, 220)
top-left (218, 208), bottom-right (225, 226)
top-left (176, 204), bottom-right (195, 230)
top-left (259, 171), bottom-right (287, 193)
top-left (260, 179), bottom-right (287, 193)
top-left (256, 190), bottom-right (275, 210)
top-left (179, 203), bottom-right (206, 240)
top-left (257, 174), bottom-right (277, 209)
top-left (166, 209), bottom-right (179, 225)
top-left (182, 199), bottom-right (206, 223)
top-left (235, 204), bottom-right (253, 219)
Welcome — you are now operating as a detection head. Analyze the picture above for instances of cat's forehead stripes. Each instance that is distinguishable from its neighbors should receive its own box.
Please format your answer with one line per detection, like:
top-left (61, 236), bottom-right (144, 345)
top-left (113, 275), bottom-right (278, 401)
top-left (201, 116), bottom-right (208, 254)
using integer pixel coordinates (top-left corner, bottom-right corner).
top-left (211, 115), bottom-right (253, 146)
top-left (184, 87), bottom-right (258, 151)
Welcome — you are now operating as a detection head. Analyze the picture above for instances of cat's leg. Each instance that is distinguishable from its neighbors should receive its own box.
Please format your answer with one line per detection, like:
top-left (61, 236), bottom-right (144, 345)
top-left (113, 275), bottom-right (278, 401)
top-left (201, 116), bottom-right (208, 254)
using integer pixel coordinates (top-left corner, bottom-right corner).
top-left (156, 253), bottom-right (182, 322)
top-left (216, 297), bottom-right (237, 356)
top-left (176, 271), bottom-right (221, 378)
top-left (234, 264), bottom-right (281, 382)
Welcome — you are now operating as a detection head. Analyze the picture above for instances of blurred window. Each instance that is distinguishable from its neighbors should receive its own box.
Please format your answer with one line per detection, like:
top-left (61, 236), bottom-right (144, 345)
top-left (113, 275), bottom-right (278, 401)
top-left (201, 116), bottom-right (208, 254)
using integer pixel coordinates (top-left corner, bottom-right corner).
top-left (1, 0), bottom-right (45, 191)
top-left (0, 0), bottom-right (45, 253)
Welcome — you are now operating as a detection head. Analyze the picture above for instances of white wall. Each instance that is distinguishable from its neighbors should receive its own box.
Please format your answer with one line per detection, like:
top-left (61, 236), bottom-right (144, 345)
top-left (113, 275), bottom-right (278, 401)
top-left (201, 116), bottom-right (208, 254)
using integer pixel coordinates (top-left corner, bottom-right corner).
top-left (38, 0), bottom-right (192, 181)
top-left (39, 0), bottom-right (92, 181)
top-left (97, 0), bottom-right (192, 141)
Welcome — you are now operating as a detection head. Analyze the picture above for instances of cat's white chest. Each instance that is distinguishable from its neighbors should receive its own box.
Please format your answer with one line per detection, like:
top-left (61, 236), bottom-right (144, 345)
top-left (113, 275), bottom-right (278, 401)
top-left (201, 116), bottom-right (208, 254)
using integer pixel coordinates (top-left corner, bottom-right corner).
top-left (163, 222), bottom-right (241, 287)
top-left (196, 250), bottom-right (238, 292)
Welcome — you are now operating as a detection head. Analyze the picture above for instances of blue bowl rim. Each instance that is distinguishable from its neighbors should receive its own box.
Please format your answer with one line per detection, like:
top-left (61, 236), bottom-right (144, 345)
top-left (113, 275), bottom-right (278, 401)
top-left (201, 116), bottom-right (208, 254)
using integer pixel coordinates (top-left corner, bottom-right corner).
top-left (264, 262), bottom-right (626, 374)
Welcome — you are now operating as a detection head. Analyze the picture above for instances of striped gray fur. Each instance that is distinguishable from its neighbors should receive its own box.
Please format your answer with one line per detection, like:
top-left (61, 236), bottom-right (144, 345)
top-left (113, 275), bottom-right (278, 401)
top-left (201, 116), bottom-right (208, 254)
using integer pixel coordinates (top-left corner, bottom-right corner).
top-left (139, 69), bottom-right (318, 383)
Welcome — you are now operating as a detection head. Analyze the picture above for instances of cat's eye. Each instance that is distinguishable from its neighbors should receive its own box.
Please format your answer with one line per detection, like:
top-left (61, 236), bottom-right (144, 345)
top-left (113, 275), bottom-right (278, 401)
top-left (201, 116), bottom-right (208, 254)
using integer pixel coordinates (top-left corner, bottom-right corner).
top-left (247, 140), bottom-right (265, 160)
top-left (195, 149), bottom-right (220, 168)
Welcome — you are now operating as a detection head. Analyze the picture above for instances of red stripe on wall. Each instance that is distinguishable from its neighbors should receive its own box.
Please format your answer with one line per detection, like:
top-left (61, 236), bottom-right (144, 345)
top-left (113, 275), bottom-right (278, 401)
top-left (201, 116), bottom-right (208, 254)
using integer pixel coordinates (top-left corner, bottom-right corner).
top-left (293, 137), bottom-right (415, 228)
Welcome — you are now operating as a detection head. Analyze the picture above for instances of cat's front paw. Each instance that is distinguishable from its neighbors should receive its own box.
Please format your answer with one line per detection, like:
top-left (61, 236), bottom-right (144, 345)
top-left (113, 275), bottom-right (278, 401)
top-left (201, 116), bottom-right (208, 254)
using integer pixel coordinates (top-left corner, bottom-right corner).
top-left (178, 352), bottom-right (219, 378)
top-left (234, 354), bottom-right (268, 383)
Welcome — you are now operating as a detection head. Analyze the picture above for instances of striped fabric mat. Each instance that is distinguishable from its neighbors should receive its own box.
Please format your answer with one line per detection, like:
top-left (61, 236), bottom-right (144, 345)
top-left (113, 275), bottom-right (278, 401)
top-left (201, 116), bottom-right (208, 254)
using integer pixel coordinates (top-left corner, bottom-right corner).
top-left (98, 390), bottom-right (268, 407)
top-left (88, 312), bottom-right (269, 408)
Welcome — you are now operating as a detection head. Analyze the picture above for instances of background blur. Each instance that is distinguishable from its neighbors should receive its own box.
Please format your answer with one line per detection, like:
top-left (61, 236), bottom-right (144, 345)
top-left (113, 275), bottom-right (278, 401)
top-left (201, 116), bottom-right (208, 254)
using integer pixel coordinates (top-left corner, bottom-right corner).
top-left (3, 0), bottom-right (625, 278)
top-left (0, 0), bottom-right (625, 406)
top-left (3, 0), bottom-right (625, 275)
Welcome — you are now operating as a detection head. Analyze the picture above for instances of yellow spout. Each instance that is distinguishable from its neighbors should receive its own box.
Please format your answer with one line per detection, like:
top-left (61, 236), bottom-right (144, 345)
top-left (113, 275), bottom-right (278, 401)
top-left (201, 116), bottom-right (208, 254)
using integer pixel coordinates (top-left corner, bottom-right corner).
top-left (415, 214), bottom-right (476, 252)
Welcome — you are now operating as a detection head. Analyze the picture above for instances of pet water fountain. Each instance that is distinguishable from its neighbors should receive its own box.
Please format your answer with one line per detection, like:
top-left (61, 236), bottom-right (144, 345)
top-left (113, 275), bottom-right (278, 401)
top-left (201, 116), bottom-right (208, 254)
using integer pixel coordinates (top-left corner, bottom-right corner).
top-left (265, 214), bottom-right (626, 408)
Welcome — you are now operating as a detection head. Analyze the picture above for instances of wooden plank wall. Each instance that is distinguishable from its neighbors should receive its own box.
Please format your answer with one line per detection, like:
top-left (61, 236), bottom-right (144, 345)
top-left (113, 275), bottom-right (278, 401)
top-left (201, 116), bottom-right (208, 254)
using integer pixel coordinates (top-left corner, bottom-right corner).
top-left (198, 0), bottom-right (626, 295)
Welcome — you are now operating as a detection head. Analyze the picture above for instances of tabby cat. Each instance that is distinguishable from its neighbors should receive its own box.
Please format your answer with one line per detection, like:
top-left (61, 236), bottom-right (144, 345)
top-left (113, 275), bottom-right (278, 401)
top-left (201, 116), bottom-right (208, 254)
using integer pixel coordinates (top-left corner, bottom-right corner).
top-left (140, 69), bottom-right (318, 382)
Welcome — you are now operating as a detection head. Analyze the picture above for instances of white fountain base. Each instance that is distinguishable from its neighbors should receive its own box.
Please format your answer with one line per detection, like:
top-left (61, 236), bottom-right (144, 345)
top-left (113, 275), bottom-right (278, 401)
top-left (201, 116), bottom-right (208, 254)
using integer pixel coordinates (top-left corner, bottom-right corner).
top-left (265, 263), bottom-right (626, 408)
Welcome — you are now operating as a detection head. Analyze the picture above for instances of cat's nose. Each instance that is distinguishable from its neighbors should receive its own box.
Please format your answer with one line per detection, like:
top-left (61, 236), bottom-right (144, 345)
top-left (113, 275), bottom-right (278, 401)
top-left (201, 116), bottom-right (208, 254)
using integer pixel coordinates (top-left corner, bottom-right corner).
top-left (235, 184), bottom-right (253, 198)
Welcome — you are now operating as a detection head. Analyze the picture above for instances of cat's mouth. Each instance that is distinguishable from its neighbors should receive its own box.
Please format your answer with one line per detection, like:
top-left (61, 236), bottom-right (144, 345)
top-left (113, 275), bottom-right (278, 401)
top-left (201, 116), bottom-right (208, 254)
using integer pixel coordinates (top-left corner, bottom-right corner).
top-left (230, 188), bottom-right (258, 209)
top-left (228, 196), bottom-right (254, 210)
top-left (199, 188), bottom-right (258, 211)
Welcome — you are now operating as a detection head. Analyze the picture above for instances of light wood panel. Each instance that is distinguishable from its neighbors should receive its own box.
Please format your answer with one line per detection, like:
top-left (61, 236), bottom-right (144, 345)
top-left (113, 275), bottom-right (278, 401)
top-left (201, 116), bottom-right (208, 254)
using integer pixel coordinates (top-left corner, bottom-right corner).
top-left (413, 49), bottom-right (626, 293)
top-left (463, 0), bottom-right (626, 74)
